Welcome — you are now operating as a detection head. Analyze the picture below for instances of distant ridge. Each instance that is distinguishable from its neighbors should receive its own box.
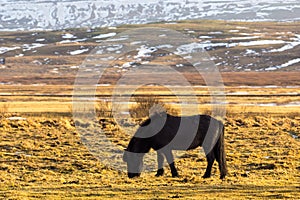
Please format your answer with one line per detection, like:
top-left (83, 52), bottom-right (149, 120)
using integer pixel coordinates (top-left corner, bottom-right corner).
top-left (1, 0), bottom-right (300, 31)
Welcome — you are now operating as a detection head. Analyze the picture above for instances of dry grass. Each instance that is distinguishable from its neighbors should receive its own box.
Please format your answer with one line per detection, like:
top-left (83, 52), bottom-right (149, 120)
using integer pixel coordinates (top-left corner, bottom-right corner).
top-left (0, 113), bottom-right (299, 199)
top-left (0, 84), bottom-right (299, 199)
top-left (1, 84), bottom-right (299, 115)
top-left (0, 103), bottom-right (9, 118)
top-left (0, 86), bottom-right (300, 199)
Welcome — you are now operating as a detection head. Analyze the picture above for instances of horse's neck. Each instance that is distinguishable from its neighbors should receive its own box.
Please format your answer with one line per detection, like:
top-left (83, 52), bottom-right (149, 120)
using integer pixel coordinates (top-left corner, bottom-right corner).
top-left (130, 137), bottom-right (151, 153)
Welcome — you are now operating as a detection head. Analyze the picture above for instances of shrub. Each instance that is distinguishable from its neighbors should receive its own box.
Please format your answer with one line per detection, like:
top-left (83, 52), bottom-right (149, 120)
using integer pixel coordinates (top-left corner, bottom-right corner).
top-left (129, 95), bottom-right (179, 119)
top-left (95, 101), bottom-right (113, 118)
top-left (0, 103), bottom-right (9, 118)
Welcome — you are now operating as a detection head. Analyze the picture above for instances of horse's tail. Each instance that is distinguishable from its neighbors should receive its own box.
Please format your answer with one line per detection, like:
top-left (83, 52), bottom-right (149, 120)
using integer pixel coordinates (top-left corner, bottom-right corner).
top-left (214, 122), bottom-right (227, 179)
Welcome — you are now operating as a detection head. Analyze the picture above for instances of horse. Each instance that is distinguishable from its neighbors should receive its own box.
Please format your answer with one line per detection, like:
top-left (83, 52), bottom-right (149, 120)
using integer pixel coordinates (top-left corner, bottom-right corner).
top-left (123, 112), bottom-right (227, 179)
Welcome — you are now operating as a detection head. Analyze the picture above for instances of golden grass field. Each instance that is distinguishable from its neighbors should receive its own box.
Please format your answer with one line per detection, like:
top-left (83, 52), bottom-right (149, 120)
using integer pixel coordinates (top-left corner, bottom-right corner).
top-left (0, 19), bottom-right (300, 199)
top-left (0, 112), bottom-right (299, 199)
top-left (0, 84), bottom-right (299, 199)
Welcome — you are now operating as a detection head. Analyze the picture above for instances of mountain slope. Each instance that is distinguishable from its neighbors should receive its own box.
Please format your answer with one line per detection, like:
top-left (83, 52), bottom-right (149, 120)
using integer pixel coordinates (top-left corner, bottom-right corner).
top-left (1, 0), bottom-right (300, 31)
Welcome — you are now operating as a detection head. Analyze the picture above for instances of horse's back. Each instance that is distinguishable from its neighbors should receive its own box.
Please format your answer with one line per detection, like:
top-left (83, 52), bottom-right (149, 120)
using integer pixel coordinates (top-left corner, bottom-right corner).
top-left (151, 114), bottom-right (221, 151)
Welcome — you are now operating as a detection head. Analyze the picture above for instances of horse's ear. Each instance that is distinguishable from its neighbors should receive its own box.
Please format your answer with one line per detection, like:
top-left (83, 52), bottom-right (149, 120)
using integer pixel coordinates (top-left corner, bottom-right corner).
top-left (141, 118), bottom-right (151, 127)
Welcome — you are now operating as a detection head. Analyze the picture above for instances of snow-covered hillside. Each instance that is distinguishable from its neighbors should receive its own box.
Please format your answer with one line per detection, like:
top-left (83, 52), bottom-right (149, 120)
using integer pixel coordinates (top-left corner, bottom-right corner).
top-left (1, 0), bottom-right (300, 31)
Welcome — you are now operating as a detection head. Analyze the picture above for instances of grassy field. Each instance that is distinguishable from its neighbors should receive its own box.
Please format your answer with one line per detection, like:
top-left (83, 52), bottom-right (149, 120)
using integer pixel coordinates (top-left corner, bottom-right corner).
top-left (0, 111), bottom-right (299, 199)
top-left (0, 84), bottom-right (299, 199)
top-left (0, 19), bottom-right (300, 199)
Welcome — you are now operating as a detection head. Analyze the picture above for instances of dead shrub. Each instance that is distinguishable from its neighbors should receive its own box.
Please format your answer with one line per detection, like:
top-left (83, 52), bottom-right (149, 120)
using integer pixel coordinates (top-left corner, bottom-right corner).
top-left (129, 95), bottom-right (179, 119)
top-left (96, 101), bottom-right (113, 118)
top-left (0, 103), bottom-right (9, 118)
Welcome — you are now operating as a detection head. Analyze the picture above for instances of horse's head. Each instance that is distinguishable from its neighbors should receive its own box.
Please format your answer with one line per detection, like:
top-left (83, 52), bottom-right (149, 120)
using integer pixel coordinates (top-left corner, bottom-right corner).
top-left (122, 113), bottom-right (168, 178)
top-left (123, 149), bottom-right (144, 178)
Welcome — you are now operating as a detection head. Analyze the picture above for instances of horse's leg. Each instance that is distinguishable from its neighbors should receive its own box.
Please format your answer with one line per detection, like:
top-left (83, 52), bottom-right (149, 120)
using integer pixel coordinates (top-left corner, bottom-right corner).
top-left (202, 151), bottom-right (215, 178)
top-left (214, 124), bottom-right (227, 179)
top-left (163, 150), bottom-right (179, 177)
top-left (155, 151), bottom-right (165, 177)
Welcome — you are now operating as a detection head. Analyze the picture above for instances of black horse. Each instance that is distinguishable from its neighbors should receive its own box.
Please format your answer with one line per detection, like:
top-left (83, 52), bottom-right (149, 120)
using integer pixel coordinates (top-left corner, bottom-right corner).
top-left (123, 113), bottom-right (227, 179)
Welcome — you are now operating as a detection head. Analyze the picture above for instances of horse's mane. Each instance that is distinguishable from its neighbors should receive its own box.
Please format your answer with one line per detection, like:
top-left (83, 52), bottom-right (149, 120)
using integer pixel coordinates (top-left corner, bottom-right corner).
top-left (127, 133), bottom-right (151, 153)
top-left (140, 111), bottom-right (169, 127)
top-left (140, 118), bottom-right (151, 127)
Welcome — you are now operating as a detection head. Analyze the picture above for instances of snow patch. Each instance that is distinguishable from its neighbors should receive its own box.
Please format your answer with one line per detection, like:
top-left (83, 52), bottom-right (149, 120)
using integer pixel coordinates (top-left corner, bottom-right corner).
top-left (2, 1), bottom-right (300, 31)
top-left (69, 48), bottom-right (89, 55)
top-left (22, 43), bottom-right (46, 51)
top-left (245, 49), bottom-right (259, 55)
top-left (238, 40), bottom-right (285, 47)
top-left (62, 33), bottom-right (77, 39)
top-left (229, 30), bottom-right (239, 33)
top-left (93, 32), bottom-right (117, 39)
top-left (0, 46), bottom-right (20, 54)
top-left (36, 38), bottom-right (45, 42)
top-left (266, 58), bottom-right (300, 71)
top-left (268, 34), bottom-right (300, 53)
top-left (59, 38), bottom-right (87, 44)
top-left (134, 46), bottom-right (157, 59)
top-left (199, 36), bottom-right (213, 39)
top-left (229, 36), bottom-right (260, 40)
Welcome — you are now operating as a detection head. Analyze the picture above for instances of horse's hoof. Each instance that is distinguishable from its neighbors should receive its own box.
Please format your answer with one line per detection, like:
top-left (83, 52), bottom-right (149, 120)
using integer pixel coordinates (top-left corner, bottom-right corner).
top-left (155, 169), bottom-right (164, 177)
top-left (155, 173), bottom-right (163, 177)
top-left (172, 173), bottom-right (180, 178)
top-left (202, 174), bottom-right (211, 179)
top-left (220, 175), bottom-right (226, 180)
